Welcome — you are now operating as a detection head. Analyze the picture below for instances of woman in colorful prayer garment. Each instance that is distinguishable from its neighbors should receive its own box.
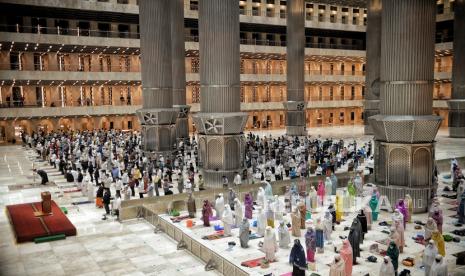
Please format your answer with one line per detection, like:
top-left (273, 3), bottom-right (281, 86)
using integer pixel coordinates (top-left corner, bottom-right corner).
top-left (405, 194), bottom-right (413, 223)
top-left (289, 239), bottom-right (307, 276)
top-left (315, 217), bottom-right (325, 253)
top-left (339, 240), bottom-right (353, 276)
top-left (369, 194), bottom-right (379, 221)
top-left (304, 227), bottom-right (316, 263)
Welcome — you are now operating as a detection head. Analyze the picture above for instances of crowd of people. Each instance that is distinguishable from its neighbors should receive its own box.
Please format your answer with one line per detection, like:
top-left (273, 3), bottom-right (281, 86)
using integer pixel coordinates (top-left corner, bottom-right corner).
top-left (24, 129), bottom-right (373, 219)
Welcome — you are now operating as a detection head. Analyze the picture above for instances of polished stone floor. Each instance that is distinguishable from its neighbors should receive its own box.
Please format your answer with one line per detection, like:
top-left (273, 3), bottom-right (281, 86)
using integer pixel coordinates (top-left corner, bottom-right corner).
top-left (0, 145), bottom-right (220, 276)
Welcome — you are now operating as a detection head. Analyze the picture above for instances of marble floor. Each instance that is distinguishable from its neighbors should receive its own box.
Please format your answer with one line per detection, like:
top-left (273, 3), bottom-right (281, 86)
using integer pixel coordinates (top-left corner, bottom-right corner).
top-left (0, 145), bottom-right (220, 276)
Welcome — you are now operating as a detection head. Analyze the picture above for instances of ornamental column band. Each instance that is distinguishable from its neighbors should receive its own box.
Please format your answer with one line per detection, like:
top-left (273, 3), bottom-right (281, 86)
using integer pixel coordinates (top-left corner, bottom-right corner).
top-left (192, 0), bottom-right (248, 188)
top-left (368, 0), bottom-right (441, 213)
top-left (171, 0), bottom-right (190, 141)
top-left (448, 0), bottom-right (465, 137)
top-left (285, 0), bottom-right (307, 136)
top-left (363, 0), bottom-right (381, 135)
top-left (136, 0), bottom-right (177, 157)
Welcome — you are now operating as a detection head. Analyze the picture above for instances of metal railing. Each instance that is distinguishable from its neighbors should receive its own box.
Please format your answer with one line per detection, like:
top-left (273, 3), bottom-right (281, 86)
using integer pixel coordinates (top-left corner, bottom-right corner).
top-left (0, 63), bottom-right (139, 72)
top-left (0, 24), bottom-right (140, 39)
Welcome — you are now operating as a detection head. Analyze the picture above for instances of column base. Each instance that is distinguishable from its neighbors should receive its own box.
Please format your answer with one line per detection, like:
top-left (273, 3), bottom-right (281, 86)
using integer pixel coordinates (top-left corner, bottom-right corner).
top-left (196, 133), bottom-right (246, 188)
top-left (377, 185), bottom-right (431, 213)
top-left (373, 141), bottom-right (435, 213)
top-left (137, 108), bottom-right (177, 157)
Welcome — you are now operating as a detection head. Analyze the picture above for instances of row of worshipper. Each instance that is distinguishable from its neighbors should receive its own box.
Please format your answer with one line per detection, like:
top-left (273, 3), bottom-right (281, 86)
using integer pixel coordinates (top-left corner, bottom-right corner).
top-left (245, 132), bottom-right (372, 183)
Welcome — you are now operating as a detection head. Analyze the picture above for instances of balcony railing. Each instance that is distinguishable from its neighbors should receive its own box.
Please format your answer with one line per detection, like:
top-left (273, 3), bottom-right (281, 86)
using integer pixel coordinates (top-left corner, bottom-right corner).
top-left (0, 99), bottom-right (140, 108)
top-left (0, 63), bottom-right (139, 72)
top-left (0, 24), bottom-right (140, 39)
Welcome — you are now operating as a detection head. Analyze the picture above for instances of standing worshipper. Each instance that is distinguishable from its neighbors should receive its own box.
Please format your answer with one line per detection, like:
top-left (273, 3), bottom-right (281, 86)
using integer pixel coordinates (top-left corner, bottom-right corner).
top-left (244, 193), bottom-right (253, 219)
top-left (339, 240), bottom-right (353, 276)
top-left (430, 255), bottom-right (448, 276)
top-left (395, 199), bottom-right (409, 228)
top-left (379, 256), bottom-right (395, 276)
top-left (228, 188), bottom-right (236, 211)
top-left (431, 209), bottom-right (443, 234)
top-left (458, 190), bottom-right (465, 223)
top-left (423, 240), bottom-right (438, 276)
top-left (317, 179), bottom-right (325, 206)
top-left (239, 218), bottom-right (250, 248)
top-left (405, 194), bottom-right (413, 223)
top-left (215, 193), bottom-right (225, 219)
top-left (424, 217), bottom-right (438, 241)
top-left (370, 194), bottom-right (379, 221)
top-left (304, 227), bottom-right (316, 263)
top-left (103, 188), bottom-right (111, 215)
top-left (348, 219), bottom-right (361, 264)
top-left (315, 217), bottom-right (324, 253)
top-left (323, 210), bottom-right (333, 242)
top-left (431, 230), bottom-right (445, 256)
top-left (386, 241), bottom-right (399, 275)
top-left (329, 255), bottom-right (346, 276)
top-left (330, 172), bottom-right (338, 195)
top-left (291, 207), bottom-right (301, 237)
top-left (222, 204), bottom-right (234, 236)
top-left (325, 177), bottom-right (333, 197)
top-left (309, 185), bottom-right (318, 210)
top-left (263, 226), bottom-right (278, 262)
top-left (233, 198), bottom-right (243, 227)
top-left (202, 200), bottom-right (213, 227)
top-left (257, 206), bottom-right (267, 237)
top-left (278, 221), bottom-right (291, 249)
top-left (289, 239), bottom-right (307, 276)
top-left (298, 202), bottom-right (306, 229)
top-left (96, 184), bottom-right (104, 208)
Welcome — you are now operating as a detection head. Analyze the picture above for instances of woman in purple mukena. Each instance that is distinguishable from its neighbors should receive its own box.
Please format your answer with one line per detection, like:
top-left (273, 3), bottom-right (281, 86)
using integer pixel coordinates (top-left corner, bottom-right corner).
top-left (395, 199), bottom-right (409, 229)
top-left (244, 193), bottom-right (254, 219)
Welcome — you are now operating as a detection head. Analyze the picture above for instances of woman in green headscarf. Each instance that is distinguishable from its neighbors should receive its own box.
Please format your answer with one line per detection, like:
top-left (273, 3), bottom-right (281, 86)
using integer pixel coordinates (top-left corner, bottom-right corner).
top-left (386, 241), bottom-right (399, 275)
top-left (369, 194), bottom-right (379, 221)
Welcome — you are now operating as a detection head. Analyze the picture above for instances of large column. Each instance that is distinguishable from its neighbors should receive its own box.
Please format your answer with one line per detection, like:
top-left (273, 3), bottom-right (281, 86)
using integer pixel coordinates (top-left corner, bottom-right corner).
top-left (285, 0), bottom-right (307, 136)
top-left (171, 0), bottom-right (190, 141)
top-left (448, 0), bottom-right (465, 137)
top-left (369, 0), bottom-right (441, 213)
top-left (363, 0), bottom-right (382, 135)
top-left (192, 0), bottom-right (248, 188)
top-left (136, 0), bottom-right (177, 157)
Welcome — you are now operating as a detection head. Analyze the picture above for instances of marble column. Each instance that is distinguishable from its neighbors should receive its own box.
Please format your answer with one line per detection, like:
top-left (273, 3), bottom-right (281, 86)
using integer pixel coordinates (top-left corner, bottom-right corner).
top-left (192, 0), bottom-right (248, 188)
top-left (171, 0), bottom-right (190, 141)
top-left (448, 0), bottom-right (465, 137)
top-left (369, 0), bottom-right (441, 213)
top-left (284, 0), bottom-right (307, 136)
top-left (136, 0), bottom-right (177, 157)
top-left (363, 0), bottom-right (381, 135)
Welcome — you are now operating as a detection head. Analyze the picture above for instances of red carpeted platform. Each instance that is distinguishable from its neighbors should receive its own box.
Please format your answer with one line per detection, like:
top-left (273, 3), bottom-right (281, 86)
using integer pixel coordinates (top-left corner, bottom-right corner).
top-left (6, 200), bottom-right (76, 243)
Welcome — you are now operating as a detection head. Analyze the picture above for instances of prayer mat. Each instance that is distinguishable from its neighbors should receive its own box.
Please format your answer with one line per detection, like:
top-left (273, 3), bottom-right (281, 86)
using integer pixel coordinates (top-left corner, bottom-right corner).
top-left (170, 215), bottom-right (190, 223)
top-left (240, 257), bottom-right (275, 268)
top-left (450, 214), bottom-right (460, 219)
top-left (71, 201), bottom-right (92, 205)
top-left (63, 189), bottom-right (82, 193)
top-left (202, 231), bottom-right (225, 240)
top-left (249, 233), bottom-right (263, 240)
top-left (449, 207), bottom-right (458, 211)
top-left (441, 194), bottom-right (457, 199)
top-left (280, 273), bottom-right (292, 276)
